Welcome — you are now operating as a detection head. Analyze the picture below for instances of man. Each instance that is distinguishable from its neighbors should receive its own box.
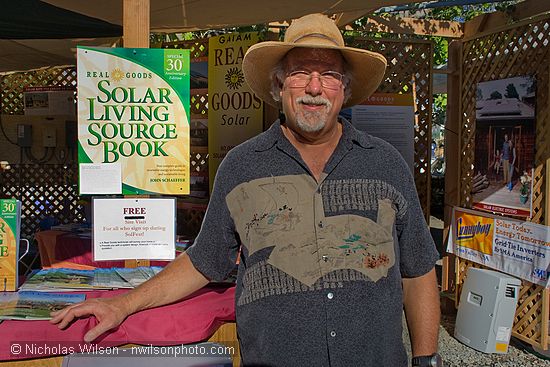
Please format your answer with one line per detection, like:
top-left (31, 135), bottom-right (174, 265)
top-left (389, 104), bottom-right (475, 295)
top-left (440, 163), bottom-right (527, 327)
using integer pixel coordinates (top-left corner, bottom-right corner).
top-left (51, 13), bottom-right (441, 367)
top-left (502, 133), bottom-right (511, 184)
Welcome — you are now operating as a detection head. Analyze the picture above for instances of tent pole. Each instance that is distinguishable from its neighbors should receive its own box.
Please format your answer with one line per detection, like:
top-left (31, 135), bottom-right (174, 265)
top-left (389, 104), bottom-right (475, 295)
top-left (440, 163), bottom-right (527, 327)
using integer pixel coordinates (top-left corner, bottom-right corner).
top-left (123, 0), bottom-right (151, 268)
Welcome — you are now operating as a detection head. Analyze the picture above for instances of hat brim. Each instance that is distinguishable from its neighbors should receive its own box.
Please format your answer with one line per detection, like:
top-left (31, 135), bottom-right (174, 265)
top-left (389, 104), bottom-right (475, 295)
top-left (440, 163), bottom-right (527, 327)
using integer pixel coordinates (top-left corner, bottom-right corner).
top-left (242, 41), bottom-right (387, 109)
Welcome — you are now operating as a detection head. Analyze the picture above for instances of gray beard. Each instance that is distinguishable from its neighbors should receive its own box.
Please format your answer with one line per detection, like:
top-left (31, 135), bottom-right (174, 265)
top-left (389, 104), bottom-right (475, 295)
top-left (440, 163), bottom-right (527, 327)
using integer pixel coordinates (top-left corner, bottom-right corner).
top-left (294, 95), bottom-right (332, 133)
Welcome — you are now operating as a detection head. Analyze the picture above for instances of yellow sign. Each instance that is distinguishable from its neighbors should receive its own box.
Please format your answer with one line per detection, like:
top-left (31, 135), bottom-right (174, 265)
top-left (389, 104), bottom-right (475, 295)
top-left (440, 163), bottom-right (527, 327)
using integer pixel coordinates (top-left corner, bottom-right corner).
top-left (208, 32), bottom-right (263, 190)
top-left (0, 199), bottom-right (20, 291)
top-left (455, 210), bottom-right (494, 255)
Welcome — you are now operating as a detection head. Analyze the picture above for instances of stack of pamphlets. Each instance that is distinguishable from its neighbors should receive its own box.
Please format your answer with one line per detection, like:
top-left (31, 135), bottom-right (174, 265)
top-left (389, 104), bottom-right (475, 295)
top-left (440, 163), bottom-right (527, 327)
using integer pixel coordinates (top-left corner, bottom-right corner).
top-left (0, 291), bottom-right (85, 320)
top-left (114, 267), bottom-right (163, 288)
top-left (20, 267), bottom-right (164, 291)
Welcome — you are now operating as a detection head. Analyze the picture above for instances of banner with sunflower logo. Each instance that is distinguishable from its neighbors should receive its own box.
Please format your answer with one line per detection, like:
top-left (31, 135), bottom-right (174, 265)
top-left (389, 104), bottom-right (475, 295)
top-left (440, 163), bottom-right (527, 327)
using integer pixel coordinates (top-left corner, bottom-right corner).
top-left (77, 47), bottom-right (190, 195)
top-left (208, 32), bottom-right (263, 189)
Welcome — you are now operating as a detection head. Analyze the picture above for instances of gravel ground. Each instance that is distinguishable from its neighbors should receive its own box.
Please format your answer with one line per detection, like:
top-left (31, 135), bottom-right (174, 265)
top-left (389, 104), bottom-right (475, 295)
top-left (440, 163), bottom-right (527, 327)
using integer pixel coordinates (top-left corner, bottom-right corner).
top-left (402, 313), bottom-right (550, 367)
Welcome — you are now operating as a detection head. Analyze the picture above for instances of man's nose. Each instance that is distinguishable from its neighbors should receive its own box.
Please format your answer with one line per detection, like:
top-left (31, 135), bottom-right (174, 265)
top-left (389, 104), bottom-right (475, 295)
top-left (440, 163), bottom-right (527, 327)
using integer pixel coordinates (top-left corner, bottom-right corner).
top-left (305, 74), bottom-right (323, 95)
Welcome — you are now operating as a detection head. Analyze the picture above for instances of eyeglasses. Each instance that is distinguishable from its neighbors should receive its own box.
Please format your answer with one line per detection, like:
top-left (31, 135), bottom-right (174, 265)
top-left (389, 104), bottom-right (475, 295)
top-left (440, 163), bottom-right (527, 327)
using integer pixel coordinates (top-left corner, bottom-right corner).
top-left (286, 70), bottom-right (344, 90)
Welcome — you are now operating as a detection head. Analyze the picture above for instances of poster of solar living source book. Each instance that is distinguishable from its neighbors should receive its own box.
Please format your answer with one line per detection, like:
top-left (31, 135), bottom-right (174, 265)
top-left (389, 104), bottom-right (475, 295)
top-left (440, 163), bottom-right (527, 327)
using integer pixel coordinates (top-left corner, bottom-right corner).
top-left (0, 199), bottom-right (21, 292)
top-left (77, 47), bottom-right (190, 195)
top-left (473, 76), bottom-right (536, 218)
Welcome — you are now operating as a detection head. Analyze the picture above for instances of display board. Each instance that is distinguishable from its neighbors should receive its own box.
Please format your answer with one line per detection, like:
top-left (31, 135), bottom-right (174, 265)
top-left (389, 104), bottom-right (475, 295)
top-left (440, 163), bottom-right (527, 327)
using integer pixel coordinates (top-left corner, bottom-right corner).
top-left (207, 32), bottom-right (263, 188)
top-left (349, 93), bottom-right (415, 173)
top-left (472, 76), bottom-right (536, 218)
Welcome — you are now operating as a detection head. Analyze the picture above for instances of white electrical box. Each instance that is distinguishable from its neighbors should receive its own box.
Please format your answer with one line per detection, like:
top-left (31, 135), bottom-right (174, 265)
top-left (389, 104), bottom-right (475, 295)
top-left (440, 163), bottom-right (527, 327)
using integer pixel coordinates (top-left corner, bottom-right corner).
top-left (455, 267), bottom-right (521, 353)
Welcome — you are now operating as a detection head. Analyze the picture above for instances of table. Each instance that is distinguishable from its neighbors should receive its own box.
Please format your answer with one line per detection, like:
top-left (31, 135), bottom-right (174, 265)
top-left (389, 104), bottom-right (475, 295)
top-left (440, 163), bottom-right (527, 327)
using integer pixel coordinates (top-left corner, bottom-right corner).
top-left (0, 284), bottom-right (237, 366)
top-left (34, 231), bottom-right (172, 268)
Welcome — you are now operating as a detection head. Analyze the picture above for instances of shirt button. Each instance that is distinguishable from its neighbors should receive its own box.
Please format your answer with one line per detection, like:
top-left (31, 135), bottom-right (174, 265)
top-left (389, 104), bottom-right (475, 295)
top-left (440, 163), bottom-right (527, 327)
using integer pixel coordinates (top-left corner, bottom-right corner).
top-left (330, 331), bottom-right (336, 337)
top-left (318, 221), bottom-right (323, 228)
top-left (322, 255), bottom-right (328, 262)
top-left (327, 292), bottom-right (334, 300)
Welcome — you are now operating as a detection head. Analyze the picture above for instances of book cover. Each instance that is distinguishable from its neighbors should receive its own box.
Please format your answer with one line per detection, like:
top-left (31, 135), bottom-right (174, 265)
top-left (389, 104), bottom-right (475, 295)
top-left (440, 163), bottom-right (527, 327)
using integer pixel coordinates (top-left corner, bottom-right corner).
top-left (0, 199), bottom-right (21, 291)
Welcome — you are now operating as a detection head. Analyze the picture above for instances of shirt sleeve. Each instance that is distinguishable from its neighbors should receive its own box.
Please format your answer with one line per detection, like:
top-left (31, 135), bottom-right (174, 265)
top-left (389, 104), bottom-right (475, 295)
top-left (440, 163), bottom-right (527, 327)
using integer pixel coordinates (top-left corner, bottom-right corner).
top-left (186, 157), bottom-right (240, 282)
top-left (395, 160), bottom-right (439, 278)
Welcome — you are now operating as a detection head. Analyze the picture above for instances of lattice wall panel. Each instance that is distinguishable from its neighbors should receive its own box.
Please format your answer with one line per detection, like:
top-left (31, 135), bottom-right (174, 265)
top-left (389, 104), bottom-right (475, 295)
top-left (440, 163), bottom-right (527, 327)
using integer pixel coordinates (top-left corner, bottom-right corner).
top-left (177, 206), bottom-right (206, 237)
top-left (190, 151), bottom-right (208, 173)
top-left (1, 67), bottom-right (76, 115)
top-left (163, 39), bottom-right (209, 60)
top-left (191, 89), bottom-right (208, 116)
top-left (349, 38), bottom-right (433, 218)
top-left (513, 282), bottom-right (546, 346)
top-left (457, 16), bottom-right (550, 350)
top-left (0, 164), bottom-right (83, 239)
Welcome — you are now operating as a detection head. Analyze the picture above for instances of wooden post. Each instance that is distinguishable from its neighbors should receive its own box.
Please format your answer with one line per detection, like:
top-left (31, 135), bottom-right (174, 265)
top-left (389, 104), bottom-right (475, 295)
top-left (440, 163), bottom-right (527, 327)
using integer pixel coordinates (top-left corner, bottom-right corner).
top-left (543, 153), bottom-right (550, 349)
top-left (442, 40), bottom-right (462, 294)
top-left (123, 0), bottom-right (150, 48)
top-left (544, 62), bottom-right (550, 350)
top-left (123, 0), bottom-right (150, 268)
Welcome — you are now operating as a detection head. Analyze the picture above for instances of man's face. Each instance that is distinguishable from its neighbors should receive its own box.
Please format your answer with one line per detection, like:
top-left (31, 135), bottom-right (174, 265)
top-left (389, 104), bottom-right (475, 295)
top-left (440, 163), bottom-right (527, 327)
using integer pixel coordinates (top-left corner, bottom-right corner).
top-left (280, 48), bottom-right (345, 134)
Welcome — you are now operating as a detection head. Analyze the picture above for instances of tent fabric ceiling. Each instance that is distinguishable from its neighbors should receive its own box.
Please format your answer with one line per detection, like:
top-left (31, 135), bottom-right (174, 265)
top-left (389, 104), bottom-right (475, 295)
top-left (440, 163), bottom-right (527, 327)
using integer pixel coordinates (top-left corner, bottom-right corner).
top-left (0, 0), bottom-right (122, 39)
top-left (1, 0), bottom-right (419, 72)
top-left (0, 38), bottom-right (119, 73)
top-left (43, 0), bottom-right (419, 32)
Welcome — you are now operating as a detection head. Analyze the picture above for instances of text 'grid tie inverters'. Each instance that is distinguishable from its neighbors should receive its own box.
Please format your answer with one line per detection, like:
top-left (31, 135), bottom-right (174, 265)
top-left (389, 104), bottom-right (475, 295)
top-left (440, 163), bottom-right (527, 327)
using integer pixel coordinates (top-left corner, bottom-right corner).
top-left (454, 267), bottom-right (521, 353)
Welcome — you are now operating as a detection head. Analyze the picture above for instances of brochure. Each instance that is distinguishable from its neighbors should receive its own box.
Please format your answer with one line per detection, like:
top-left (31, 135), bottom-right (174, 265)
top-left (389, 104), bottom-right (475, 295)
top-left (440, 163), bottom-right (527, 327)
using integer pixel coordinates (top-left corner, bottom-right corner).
top-left (20, 267), bottom-right (164, 291)
top-left (20, 268), bottom-right (96, 291)
top-left (0, 291), bottom-right (85, 320)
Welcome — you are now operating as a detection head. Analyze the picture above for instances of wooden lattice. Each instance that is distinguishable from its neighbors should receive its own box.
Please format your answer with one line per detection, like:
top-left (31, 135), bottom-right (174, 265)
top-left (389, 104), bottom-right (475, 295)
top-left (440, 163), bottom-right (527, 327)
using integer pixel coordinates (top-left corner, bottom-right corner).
top-left (457, 14), bottom-right (550, 350)
top-left (191, 88), bottom-right (208, 116)
top-left (1, 67), bottom-right (76, 115)
top-left (163, 38), bottom-right (209, 61)
top-left (0, 164), bottom-right (83, 239)
top-left (349, 38), bottom-right (433, 218)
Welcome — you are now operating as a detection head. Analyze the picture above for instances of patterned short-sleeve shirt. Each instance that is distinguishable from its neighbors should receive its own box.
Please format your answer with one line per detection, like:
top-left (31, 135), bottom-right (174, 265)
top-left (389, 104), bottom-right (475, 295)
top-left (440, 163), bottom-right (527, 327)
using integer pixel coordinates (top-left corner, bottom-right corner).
top-left (187, 118), bottom-right (439, 366)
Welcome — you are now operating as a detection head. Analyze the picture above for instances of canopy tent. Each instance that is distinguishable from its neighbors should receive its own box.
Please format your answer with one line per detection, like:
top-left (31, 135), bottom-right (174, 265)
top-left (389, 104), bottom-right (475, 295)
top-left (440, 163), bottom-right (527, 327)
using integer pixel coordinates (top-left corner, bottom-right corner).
top-left (0, 0), bottom-right (121, 39)
top-left (0, 0), bottom-right (418, 72)
top-left (0, 38), bottom-right (119, 73)
top-left (42, 0), bottom-right (418, 32)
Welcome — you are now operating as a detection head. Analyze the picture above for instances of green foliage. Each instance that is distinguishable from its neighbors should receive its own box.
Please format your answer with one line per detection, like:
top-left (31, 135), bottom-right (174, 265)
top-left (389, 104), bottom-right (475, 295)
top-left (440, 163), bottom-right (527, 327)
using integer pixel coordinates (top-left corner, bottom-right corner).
top-left (150, 24), bottom-right (271, 47)
top-left (477, 86), bottom-right (483, 101)
top-left (490, 90), bottom-right (503, 99)
top-left (433, 94), bottom-right (447, 127)
top-left (505, 83), bottom-right (519, 99)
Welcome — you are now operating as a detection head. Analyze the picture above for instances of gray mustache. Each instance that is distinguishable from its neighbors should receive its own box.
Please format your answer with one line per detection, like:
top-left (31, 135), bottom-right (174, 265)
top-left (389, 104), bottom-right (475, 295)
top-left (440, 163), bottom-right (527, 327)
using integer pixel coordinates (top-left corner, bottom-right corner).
top-left (296, 95), bottom-right (331, 107)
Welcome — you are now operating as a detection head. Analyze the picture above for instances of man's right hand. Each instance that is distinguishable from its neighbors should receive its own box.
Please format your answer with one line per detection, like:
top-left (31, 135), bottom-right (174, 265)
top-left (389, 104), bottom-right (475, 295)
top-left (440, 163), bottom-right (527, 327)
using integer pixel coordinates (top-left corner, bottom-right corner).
top-left (50, 295), bottom-right (131, 343)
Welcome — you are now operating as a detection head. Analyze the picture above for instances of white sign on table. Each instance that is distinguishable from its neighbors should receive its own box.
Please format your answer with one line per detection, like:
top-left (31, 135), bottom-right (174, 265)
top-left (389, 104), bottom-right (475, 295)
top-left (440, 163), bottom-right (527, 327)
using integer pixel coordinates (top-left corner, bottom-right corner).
top-left (92, 198), bottom-right (176, 261)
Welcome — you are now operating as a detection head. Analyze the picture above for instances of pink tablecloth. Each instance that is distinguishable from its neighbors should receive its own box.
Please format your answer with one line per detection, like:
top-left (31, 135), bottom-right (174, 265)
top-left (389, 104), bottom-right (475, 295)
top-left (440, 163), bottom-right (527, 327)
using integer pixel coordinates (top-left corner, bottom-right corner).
top-left (0, 284), bottom-right (236, 360)
top-left (35, 230), bottom-right (172, 268)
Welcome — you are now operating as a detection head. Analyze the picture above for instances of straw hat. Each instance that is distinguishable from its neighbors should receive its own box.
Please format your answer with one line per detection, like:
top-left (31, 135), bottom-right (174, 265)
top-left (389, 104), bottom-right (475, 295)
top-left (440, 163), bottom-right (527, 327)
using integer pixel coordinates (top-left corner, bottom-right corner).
top-left (242, 13), bottom-right (387, 108)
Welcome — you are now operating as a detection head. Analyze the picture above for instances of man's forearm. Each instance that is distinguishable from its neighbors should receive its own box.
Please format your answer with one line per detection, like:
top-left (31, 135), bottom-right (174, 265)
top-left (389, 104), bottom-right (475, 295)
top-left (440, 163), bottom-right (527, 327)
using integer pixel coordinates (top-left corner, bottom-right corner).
top-left (402, 268), bottom-right (440, 356)
top-left (120, 252), bottom-right (210, 315)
